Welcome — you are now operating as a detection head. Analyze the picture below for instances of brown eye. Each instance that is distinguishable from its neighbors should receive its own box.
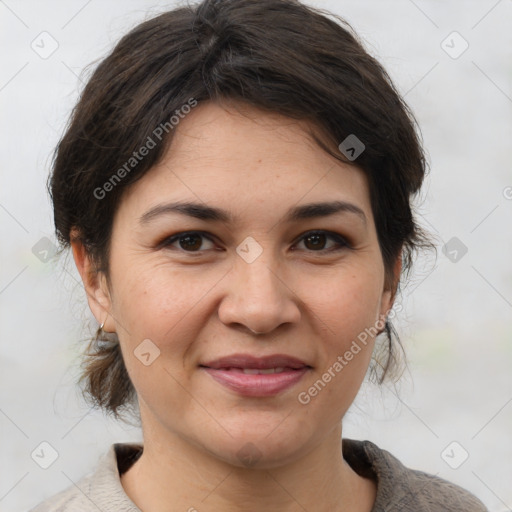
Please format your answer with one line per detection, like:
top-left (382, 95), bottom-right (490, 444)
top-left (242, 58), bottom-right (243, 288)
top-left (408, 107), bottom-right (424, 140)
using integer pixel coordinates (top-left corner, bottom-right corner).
top-left (161, 232), bottom-right (216, 252)
top-left (160, 230), bottom-right (348, 254)
top-left (304, 233), bottom-right (327, 250)
top-left (178, 234), bottom-right (203, 251)
top-left (295, 231), bottom-right (349, 252)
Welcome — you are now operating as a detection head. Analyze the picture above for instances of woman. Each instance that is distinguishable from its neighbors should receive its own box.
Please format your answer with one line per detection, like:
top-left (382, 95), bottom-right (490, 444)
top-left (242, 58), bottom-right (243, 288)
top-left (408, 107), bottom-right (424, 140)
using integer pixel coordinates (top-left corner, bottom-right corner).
top-left (31, 0), bottom-right (487, 510)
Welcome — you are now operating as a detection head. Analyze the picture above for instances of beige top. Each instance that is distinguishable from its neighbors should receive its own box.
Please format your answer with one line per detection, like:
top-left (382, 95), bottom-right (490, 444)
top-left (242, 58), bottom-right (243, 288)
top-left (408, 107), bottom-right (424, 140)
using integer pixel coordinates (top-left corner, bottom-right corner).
top-left (29, 438), bottom-right (487, 511)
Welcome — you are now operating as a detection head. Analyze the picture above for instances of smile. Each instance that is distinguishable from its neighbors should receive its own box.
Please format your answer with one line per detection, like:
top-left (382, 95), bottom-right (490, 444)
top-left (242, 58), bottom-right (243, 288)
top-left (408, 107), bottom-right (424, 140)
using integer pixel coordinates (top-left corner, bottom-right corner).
top-left (199, 353), bottom-right (312, 397)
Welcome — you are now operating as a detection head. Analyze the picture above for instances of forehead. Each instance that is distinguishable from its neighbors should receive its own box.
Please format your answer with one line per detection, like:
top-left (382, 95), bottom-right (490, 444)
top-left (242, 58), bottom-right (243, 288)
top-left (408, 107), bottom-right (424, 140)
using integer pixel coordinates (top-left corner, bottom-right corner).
top-left (117, 101), bottom-right (372, 223)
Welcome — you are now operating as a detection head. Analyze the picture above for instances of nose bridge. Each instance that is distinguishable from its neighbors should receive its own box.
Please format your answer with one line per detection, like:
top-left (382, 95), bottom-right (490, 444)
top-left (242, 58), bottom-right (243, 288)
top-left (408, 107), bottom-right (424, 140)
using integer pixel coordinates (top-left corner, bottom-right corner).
top-left (218, 246), bottom-right (300, 334)
top-left (241, 255), bottom-right (281, 302)
top-left (236, 234), bottom-right (282, 294)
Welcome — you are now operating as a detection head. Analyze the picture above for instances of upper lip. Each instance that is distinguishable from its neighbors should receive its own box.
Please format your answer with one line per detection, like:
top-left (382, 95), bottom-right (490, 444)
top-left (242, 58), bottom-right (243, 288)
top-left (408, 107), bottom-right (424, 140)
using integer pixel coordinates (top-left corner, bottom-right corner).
top-left (201, 353), bottom-right (311, 370)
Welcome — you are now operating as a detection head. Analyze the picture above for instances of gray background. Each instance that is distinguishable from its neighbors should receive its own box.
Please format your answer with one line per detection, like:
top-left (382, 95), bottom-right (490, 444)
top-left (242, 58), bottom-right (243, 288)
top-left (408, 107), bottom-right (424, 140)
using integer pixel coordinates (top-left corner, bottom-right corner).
top-left (0, 0), bottom-right (511, 510)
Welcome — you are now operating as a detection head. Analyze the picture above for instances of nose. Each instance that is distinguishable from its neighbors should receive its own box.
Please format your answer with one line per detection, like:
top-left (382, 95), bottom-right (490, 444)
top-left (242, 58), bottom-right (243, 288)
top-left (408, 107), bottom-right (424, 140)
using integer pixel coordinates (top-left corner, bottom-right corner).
top-left (217, 255), bottom-right (301, 335)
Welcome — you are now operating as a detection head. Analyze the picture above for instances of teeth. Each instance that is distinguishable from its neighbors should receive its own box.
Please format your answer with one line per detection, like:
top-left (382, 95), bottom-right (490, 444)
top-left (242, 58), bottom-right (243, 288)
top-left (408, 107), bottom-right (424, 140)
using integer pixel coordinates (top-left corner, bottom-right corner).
top-left (242, 367), bottom-right (285, 375)
top-left (242, 368), bottom-right (260, 375)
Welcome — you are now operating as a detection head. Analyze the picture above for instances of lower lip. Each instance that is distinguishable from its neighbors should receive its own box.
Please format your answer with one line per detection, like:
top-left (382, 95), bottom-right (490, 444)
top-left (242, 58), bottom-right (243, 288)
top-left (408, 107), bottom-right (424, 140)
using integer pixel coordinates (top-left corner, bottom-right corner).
top-left (201, 367), bottom-right (309, 397)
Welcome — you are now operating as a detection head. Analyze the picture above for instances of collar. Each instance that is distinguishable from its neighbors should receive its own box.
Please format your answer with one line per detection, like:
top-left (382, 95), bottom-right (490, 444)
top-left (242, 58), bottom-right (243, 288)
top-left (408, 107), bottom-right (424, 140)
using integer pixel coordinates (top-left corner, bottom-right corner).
top-left (86, 439), bottom-right (483, 512)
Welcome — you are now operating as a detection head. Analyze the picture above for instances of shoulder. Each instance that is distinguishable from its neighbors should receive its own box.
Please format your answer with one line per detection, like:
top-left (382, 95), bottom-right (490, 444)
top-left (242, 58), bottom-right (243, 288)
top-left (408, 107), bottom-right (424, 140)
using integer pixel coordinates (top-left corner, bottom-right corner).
top-left (28, 472), bottom-right (94, 512)
top-left (28, 443), bottom-right (143, 512)
top-left (342, 438), bottom-right (488, 512)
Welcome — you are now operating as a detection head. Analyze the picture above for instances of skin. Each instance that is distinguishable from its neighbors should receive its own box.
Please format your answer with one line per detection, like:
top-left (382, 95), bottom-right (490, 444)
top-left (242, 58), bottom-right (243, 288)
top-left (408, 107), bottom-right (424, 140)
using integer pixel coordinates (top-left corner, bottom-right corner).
top-left (72, 100), bottom-right (400, 512)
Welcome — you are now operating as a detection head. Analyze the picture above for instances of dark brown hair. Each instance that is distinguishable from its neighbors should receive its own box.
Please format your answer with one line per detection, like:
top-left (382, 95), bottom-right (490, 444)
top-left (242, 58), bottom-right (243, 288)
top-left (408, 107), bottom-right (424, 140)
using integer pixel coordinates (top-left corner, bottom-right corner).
top-left (49, 0), bottom-right (430, 420)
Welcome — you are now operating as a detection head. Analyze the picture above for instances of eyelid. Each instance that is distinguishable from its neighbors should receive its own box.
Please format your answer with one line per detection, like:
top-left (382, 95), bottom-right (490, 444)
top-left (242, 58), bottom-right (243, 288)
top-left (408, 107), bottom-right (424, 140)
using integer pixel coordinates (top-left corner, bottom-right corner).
top-left (158, 229), bottom-right (351, 253)
top-left (156, 230), bottom-right (217, 251)
top-left (292, 230), bottom-right (351, 251)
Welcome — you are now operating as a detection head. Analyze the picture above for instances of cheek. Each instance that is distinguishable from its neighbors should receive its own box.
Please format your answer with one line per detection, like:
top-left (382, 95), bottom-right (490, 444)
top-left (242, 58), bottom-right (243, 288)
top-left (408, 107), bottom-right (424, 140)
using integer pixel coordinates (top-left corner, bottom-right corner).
top-left (109, 266), bottom-right (212, 414)
top-left (309, 269), bottom-right (384, 342)
top-left (113, 261), bottom-right (197, 325)
top-left (112, 256), bottom-right (384, 370)
top-left (110, 262), bottom-right (222, 362)
top-left (302, 271), bottom-right (383, 404)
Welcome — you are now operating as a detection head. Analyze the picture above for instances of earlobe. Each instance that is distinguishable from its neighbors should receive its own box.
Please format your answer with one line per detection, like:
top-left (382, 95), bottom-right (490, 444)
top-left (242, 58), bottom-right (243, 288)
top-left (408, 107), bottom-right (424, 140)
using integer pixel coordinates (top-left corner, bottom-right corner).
top-left (70, 235), bottom-right (115, 332)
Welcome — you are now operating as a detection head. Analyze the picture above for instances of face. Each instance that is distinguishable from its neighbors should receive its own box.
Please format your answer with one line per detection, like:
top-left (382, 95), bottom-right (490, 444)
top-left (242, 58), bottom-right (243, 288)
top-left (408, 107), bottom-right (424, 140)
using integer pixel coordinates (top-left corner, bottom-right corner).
top-left (77, 101), bottom-right (397, 468)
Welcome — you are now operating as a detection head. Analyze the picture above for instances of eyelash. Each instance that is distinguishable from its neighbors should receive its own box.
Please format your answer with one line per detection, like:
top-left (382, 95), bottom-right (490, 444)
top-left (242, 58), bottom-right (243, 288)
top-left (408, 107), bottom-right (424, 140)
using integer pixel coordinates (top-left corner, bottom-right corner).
top-left (158, 230), bottom-right (351, 254)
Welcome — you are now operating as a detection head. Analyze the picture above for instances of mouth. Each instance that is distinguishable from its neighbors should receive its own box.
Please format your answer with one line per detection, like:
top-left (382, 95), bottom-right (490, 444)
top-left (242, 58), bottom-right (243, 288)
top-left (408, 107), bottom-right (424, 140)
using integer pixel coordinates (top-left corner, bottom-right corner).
top-left (199, 354), bottom-right (312, 397)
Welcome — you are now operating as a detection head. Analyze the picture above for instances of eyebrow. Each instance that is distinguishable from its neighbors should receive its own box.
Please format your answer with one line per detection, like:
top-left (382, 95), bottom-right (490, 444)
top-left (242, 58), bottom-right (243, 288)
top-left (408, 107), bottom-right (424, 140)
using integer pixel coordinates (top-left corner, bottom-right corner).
top-left (138, 200), bottom-right (367, 226)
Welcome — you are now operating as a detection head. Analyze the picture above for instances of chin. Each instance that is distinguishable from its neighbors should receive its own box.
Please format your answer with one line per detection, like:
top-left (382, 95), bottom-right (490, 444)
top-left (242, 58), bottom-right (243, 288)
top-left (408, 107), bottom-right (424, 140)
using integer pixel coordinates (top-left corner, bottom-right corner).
top-left (202, 423), bottom-right (311, 470)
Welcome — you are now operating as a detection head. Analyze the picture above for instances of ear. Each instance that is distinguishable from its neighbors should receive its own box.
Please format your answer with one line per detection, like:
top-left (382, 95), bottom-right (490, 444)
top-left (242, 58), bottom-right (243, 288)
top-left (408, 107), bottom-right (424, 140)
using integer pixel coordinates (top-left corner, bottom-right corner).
top-left (379, 251), bottom-right (402, 319)
top-left (70, 233), bottom-right (115, 333)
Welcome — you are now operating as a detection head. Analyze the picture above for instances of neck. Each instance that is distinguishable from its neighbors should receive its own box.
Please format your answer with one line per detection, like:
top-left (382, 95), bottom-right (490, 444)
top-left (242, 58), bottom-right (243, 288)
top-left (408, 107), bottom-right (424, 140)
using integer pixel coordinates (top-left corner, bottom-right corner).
top-left (121, 415), bottom-right (375, 512)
